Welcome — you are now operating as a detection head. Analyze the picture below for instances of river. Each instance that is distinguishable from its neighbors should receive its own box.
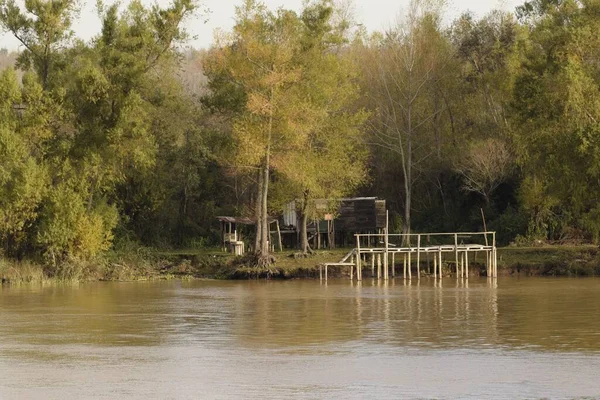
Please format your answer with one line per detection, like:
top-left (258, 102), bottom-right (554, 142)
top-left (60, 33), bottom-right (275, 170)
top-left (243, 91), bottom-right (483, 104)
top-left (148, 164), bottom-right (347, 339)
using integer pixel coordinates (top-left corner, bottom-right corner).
top-left (1, 278), bottom-right (600, 399)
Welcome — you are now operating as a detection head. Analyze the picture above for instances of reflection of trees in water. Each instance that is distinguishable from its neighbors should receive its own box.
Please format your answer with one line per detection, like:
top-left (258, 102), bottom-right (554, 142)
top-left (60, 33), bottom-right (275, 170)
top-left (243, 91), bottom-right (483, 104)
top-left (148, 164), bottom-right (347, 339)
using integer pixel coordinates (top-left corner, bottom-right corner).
top-left (229, 279), bottom-right (505, 350)
top-left (496, 279), bottom-right (600, 352)
top-left (231, 281), bottom-right (366, 347)
top-left (3, 279), bottom-right (600, 353)
top-left (0, 282), bottom-right (178, 347)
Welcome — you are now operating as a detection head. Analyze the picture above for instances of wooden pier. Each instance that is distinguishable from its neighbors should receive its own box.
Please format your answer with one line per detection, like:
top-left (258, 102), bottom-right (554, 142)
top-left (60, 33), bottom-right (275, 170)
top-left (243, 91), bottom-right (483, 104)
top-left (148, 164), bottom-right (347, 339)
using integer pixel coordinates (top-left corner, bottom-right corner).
top-left (320, 230), bottom-right (498, 281)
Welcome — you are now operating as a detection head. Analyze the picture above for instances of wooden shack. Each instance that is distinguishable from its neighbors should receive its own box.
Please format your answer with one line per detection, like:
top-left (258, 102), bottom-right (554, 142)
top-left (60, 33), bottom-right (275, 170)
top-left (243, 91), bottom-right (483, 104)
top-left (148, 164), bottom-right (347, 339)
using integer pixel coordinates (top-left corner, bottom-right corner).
top-left (281, 197), bottom-right (386, 249)
top-left (217, 216), bottom-right (281, 254)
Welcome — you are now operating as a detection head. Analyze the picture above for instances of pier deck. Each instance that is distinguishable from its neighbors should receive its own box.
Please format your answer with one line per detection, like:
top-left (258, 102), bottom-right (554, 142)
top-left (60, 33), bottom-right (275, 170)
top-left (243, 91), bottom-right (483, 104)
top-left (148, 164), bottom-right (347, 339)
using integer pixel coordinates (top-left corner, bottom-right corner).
top-left (321, 231), bottom-right (498, 281)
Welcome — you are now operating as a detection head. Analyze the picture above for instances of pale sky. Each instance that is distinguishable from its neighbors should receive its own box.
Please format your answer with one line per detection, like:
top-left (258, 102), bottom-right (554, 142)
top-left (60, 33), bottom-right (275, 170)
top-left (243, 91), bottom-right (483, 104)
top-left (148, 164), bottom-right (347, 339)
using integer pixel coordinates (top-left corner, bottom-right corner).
top-left (0, 0), bottom-right (522, 51)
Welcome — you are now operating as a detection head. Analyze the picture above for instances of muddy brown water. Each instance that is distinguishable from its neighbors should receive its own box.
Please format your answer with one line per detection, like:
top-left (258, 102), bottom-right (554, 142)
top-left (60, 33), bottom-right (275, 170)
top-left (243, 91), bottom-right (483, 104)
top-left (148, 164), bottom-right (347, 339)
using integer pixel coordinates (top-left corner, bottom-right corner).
top-left (1, 278), bottom-right (600, 399)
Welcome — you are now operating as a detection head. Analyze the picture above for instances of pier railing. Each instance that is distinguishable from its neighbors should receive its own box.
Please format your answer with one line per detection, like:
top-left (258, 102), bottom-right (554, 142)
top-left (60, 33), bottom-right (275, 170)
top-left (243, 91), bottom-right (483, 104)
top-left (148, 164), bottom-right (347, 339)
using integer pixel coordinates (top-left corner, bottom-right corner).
top-left (321, 231), bottom-right (498, 282)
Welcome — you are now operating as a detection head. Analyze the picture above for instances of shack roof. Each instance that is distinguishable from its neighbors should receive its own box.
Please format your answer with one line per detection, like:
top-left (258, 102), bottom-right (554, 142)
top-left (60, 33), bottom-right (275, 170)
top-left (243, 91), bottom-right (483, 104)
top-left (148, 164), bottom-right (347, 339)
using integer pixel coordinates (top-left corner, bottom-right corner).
top-left (217, 216), bottom-right (276, 225)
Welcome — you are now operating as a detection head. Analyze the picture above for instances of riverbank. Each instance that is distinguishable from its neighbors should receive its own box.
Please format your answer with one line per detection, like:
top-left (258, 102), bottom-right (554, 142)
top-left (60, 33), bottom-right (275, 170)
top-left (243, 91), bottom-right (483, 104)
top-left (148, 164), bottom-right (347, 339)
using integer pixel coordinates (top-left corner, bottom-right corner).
top-left (2, 245), bottom-right (600, 284)
top-left (155, 245), bottom-right (600, 279)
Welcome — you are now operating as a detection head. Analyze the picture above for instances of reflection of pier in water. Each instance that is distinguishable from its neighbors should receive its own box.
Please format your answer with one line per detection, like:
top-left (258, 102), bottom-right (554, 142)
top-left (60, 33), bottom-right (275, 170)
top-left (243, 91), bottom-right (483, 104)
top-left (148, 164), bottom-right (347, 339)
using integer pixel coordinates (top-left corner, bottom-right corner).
top-left (322, 230), bottom-right (498, 281)
top-left (338, 279), bottom-right (500, 349)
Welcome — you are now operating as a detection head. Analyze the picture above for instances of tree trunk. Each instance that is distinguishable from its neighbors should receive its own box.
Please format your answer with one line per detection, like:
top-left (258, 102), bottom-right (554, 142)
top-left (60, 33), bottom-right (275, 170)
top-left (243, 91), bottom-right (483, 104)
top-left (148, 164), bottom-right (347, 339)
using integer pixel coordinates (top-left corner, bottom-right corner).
top-left (403, 186), bottom-right (411, 239)
top-left (254, 168), bottom-right (263, 253)
top-left (299, 191), bottom-right (313, 254)
top-left (259, 161), bottom-right (270, 259)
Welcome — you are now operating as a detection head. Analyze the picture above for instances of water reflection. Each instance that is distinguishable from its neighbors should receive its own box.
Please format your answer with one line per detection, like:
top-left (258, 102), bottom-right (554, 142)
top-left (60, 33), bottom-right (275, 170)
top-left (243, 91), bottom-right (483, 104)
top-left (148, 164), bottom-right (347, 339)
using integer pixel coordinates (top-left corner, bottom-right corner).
top-left (1, 278), bottom-right (599, 353)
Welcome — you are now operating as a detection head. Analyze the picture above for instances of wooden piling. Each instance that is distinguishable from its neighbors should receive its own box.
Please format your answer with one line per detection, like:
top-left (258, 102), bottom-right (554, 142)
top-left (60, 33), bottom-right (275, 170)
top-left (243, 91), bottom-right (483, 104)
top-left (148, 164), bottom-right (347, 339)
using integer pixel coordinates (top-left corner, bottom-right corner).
top-left (465, 250), bottom-right (469, 278)
top-left (454, 233), bottom-right (459, 278)
top-left (433, 253), bottom-right (437, 279)
top-left (392, 252), bottom-right (396, 278)
top-left (408, 251), bottom-right (412, 279)
top-left (371, 253), bottom-right (375, 277)
top-left (403, 253), bottom-right (407, 279)
top-left (384, 211), bottom-right (389, 280)
top-left (493, 232), bottom-right (497, 278)
top-left (438, 249), bottom-right (443, 278)
top-left (417, 234), bottom-right (421, 280)
top-left (377, 253), bottom-right (382, 279)
top-left (356, 236), bottom-right (361, 281)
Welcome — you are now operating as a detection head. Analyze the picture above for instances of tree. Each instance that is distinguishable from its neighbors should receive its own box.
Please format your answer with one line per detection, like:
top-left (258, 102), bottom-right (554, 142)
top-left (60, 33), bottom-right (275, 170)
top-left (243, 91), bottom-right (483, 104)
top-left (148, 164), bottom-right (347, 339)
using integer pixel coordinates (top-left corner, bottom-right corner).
top-left (0, 0), bottom-right (75, 89)
top-left (513, 0), bottom-right (600, 241)
top-left (359, 0), bottom-right (454, 237)
top-left (0, 69), bottom-right (47, 256)
top-left (205, 0), bottom-right (365, 263)
top-left (274, 1), bottom-right (368, 254)
top-left (455, 138), bottom-right (513, 204)
top-left (0, 0), bottom-right (198, 262)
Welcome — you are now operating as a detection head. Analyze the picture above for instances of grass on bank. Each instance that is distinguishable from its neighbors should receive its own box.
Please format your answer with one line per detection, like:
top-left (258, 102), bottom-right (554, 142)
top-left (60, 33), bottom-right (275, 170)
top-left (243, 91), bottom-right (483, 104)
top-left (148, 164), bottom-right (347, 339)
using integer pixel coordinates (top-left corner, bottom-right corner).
top-left (3, 244), bottom-right (600, 284)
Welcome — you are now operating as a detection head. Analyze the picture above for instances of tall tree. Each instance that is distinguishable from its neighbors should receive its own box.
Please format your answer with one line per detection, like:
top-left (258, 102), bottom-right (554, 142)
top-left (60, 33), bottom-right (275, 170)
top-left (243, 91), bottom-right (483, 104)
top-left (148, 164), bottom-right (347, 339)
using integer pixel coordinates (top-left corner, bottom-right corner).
top-left (359, 0), bottom-right (454, 237)
top-left (513, 0), bottom-right (600, 241)
top-left (205, 0), bottom-right (365, 263)
top-left (281, 1), bottom-right (368, 254)
top-left (0, 0), bottom-right (75, 89)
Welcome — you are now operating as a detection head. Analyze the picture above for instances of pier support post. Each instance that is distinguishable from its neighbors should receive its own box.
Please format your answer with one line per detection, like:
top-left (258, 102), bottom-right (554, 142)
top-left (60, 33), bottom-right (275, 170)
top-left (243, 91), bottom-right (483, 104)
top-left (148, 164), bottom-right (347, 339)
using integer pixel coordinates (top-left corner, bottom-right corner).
top-left (417, 234), bottom-right (421, 280)
top-left (371, 253), bottom-right (375, 277)
top-left (392, 252), bottom-right (395, 278)
top-left (465, 250), bottom-right (469, 278)
top-left (454, 233), bottom-right (459, 278)
top-left (493, 232), bottom-right (497, 278)
top-left (438, 249), bottom-right (443, 278)
top-left (403, 253), bottom-right (407, 279)
top-left (433, 253), bottom-right (437, 279)
top-left (356, 236), bottom-right (361, 281)
top-left (408, 251), bottom-right (412, 279)
top-left (377, 253), bottom-right (382, 279)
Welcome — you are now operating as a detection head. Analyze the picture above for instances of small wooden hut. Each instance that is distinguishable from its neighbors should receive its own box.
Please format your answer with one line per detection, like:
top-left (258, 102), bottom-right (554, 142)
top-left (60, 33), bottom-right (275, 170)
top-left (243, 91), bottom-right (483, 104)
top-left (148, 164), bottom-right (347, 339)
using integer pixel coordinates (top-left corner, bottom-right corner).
top-left (281, 197), bottom-right (386, 249)
top-left (216, 216), bottom-right (281, 254)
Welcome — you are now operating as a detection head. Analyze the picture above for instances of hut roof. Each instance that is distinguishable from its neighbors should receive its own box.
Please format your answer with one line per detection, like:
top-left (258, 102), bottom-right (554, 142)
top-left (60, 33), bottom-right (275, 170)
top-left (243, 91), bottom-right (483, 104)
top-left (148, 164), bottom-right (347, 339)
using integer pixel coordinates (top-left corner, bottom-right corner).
top-left (216, 216), bottom-right (276, 225)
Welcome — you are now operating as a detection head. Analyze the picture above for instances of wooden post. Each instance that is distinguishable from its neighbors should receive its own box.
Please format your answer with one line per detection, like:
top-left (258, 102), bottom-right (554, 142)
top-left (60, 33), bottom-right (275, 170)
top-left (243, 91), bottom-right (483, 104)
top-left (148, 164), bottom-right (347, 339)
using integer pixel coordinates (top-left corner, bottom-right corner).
top-left (465, 250), bottom-right (469, 279)
top-left (220, 221), bottom-right (224, 252)
top-left (408, 251), bottom-right (412, 279)
top-left (403, 253), bottom-right (407, 279)
top-left (325, 264), bottom-right (328, 281)
top-left (384, 210), bottom-right (389, 280)
top-left (320, 264), bottom-right (322, 281)
top-left (417, 234), bottom-right (421, 280)
top-left (481, 209), bottom-right (489, 247)
top-left (438, 249), bottom-right (443, 278)
top-left (276, 220), bottom-right (283, 252)
top-left (433, 252), bottom-right (437, 279)
top-left (493, 232), bottom-right (497, 278)
top-left (316, 219), bottom-right (321, 250)
top-left (356, 235), bottom-right (361, 280)
top-left (392, 252), bottom-right (395, 278)
top-left (377, 253), bottom-right (382, 279)
top-left (454, 233), bottom-right (459, 278)
top-left (359, 251), bottom-right (362, 281)
top-left (367, 252), bottom-right (373, 277)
